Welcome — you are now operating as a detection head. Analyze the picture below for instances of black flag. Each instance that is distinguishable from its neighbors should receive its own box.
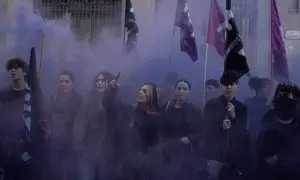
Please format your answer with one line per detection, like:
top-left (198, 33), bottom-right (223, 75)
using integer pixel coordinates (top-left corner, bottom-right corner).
top-left (125, 0), bottom-right (138, 53)
top-left (22, 47), bottom-right (45, 163)
top-left (175, 0), bottom-right (198, 62)
top-left (224, 2), bottom-right (250, 79)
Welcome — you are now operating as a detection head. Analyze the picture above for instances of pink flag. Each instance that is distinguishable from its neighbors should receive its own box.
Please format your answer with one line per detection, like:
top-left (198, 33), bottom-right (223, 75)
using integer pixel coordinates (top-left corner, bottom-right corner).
top-left (271, 0), bottom-right (289, 81)
top-left (207, 0), bottom-right (225, 56)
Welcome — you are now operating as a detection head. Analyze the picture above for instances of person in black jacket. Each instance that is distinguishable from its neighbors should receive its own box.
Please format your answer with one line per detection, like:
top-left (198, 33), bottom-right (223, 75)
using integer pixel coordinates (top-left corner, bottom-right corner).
top-left (203, 72), bottom-right (250, 180)
top-left (160, 79), bottom-right (203, 180)
top-left (0, 58), bottom-right (46, 180)
top-left (257, 82), bottom-right (300, 180)
top-left (46, 71), bottom-right (82, 180)
top-left (124, 83), bottom-right (162, 180)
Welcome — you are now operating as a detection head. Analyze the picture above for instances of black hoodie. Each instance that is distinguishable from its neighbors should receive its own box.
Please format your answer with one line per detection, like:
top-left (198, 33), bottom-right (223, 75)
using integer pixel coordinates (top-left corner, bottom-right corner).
top-left (257, 109), bottom-right (300, 179)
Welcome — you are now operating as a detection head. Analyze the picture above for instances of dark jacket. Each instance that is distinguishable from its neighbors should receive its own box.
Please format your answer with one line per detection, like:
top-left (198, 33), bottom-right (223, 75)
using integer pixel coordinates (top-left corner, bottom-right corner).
top-left (0, 87), bottom-right (46, 179)
top-left (122, 106), bottom-right (162, 180)
top-left (73, 87), bottom-right (119, 166)
top-left (257, 109), bottom-right (300, 180)
top-left (159, 101), bottom-right (204, 180)
top-left (47, 91), bottom-right (82, 151)
top-left (161, 101), bottom-right (202, 156)
top-left (203, 95), bottom-right (250, 173)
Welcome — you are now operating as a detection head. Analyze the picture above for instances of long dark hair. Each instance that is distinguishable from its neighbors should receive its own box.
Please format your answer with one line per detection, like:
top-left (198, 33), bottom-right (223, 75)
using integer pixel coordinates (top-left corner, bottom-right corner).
top-left (137, 83), bottom-right (162, 113)
top-left (86, 71), bottom-right (115, 109)
top-left (88, 71), bottom-right (114, 96)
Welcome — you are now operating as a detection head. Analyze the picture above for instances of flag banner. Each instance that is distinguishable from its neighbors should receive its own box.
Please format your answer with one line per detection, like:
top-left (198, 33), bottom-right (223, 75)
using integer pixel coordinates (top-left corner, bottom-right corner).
top-left (175, 0), bottom-right (198, 62)
top-left (125, 0), bottom-right (139, 53)
top-left (224, 10), bottom-right (250, 78)
top-left (207, 0), bottom-right (226, 56)
top-left (271, 0), bottom-right (289, 81)
top-left (21, 47), bottom-right (43, 162)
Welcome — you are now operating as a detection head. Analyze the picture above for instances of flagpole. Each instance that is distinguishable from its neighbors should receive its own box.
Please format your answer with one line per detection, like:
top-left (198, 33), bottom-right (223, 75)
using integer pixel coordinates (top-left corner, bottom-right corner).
top-left (270, 0), bottom-right (273, 80)
top-left (225, 0), bottom-right (231, 159)
top-left (39, 33), bottom-right (45, 81)
top-left (202, 43), bottom-right (209, 106)
top-left (121, 0), bottom-right (126, 56)
top-left (168, 25), bottom-right (176, 65)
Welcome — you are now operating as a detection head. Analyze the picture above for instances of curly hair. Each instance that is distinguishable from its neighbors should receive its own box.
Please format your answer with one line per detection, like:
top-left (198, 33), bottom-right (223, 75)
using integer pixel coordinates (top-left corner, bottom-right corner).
top-left (6, 58), bottom-right (28, 72)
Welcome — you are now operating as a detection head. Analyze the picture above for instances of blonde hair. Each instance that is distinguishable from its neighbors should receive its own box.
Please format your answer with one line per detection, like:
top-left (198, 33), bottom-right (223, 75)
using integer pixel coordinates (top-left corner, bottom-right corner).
top-left (142, 83), bottom-right (162, 113)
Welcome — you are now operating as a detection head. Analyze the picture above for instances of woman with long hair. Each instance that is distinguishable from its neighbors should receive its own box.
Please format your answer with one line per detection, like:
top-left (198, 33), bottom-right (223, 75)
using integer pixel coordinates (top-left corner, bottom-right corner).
top-left (125, 83), bottom-right (163, 180)
top-left (74, 71), bottom-right (119, 180)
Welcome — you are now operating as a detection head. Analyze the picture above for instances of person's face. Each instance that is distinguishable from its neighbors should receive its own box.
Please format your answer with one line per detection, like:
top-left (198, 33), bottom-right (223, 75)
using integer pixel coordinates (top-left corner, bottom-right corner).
top-left (57, 75), bottom-right (73, 93)
top-left (96, 74), bottom-right (107, 93)
top-left (205, 85), bottom-right (219, 101)
top-left (221, 83), bottom-right (238, 99)
top-left (175, 81), bottom-right (190, 102)
top-left (137, 85), bottom-right (149, 103)
top-left (9, 67), bottom-right (25, 81)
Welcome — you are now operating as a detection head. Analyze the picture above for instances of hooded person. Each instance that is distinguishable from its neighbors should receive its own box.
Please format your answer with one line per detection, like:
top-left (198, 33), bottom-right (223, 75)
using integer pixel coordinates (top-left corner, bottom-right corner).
top-left (257, 82), bottom-right (300, 180)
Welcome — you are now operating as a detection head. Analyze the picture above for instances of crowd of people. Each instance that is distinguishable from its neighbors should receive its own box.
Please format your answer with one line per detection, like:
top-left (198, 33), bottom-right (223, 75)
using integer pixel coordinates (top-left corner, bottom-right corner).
top-left (0, 58), bottom-right (300, 180)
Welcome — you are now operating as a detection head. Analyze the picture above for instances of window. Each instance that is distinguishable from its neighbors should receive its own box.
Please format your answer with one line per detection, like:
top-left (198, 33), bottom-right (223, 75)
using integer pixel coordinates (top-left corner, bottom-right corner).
top-left (288, 0), bottom-right (299, 13)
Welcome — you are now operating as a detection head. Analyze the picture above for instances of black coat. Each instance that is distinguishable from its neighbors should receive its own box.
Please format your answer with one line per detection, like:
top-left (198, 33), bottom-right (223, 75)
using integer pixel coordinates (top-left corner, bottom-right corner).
top-left (159, 101), bottom-right (204, 180)
top-left (203, 95), bottom-right (250, 173)
top-left (257, 109), bottom-right (300, 180)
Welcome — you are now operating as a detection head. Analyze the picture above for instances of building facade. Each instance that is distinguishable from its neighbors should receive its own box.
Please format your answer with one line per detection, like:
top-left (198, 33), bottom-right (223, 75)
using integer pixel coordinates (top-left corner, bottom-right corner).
top-left (34, 0), bottom-right (123, 43)
top-left (254, 0), bottom-right (300, 77)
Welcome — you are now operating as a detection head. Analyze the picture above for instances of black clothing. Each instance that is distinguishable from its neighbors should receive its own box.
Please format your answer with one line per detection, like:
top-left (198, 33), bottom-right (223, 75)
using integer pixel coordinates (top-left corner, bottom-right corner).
top-left (203, 95), bottom-right (250, 174)
top-left (0, 88), bottom-right (45, 180)
top-left (46, 91), bottom-right (82, 180)
top-left (257, 109), bottom-right (300, 180)
top-left (122, 106), bottom-right (162, 180)
top-left (160, 101), bottom-right (203, 180)
top-left (132, 107), bottom-right (161, 152)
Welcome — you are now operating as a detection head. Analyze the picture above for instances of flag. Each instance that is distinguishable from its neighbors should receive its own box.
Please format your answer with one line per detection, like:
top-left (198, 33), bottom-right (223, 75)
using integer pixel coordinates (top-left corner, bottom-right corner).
top-left (207, 0), bottom-right (226, 56)
top-left (27, 48), bottom-right (40, 95)
top-left (224, 10), bottom-right (250, 78)
top-left (271, 0), bottom-right (289, 81)
top-left (125, 0), bottom-right (138, 53)
top-left (21, 47), bottom-right (44, 162)
top-left (175, 0), bottom-right (198, 62)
